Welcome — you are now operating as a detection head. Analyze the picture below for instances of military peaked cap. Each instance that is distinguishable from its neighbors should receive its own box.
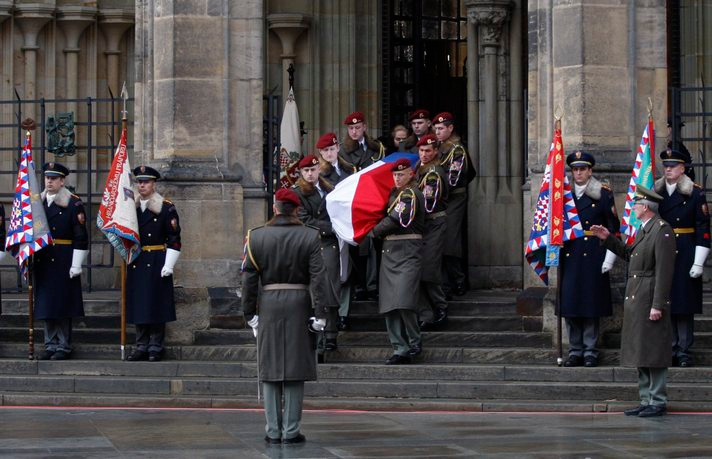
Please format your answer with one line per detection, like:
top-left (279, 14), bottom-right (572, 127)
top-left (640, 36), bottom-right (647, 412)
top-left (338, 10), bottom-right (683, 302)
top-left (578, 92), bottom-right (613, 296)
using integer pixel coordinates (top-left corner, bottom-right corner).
top-left (566, 150), bottom-right (595, 168)
top-left (43, 162), bottom-right (70, 177)
top-left (133, 165), bottom-right (161, 181)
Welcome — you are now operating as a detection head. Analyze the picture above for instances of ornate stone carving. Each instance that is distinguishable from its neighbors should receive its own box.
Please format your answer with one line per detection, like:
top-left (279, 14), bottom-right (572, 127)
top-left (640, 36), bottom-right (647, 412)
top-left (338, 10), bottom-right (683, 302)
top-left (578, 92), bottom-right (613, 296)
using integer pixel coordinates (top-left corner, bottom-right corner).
top-left (466, 0), bottom-right (512, 46)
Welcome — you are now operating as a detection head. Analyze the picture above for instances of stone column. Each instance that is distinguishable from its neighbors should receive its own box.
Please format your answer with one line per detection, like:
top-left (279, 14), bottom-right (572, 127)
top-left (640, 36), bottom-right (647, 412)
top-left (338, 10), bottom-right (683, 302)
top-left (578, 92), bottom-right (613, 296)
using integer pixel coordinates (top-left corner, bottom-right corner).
top-left (14, 4), bottom-right (54, 121)
top-left (267, 13), bottom-right (309, 102)
top-left (99, 9), bottom-right (134, 98)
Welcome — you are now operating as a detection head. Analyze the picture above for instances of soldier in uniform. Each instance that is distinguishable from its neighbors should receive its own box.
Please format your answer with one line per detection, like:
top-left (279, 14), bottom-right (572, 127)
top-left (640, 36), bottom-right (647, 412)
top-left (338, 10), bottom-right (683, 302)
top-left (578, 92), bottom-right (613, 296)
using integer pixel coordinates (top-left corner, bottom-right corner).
top-left (241, 188), bottom-right (335, 444)
top-left (414, 134), bottom-right (449, 332)
top-left (402, 109), bottom-right (432, 153)
top-left (340, 111), bottom-right (383, 301)
top-left (370, 158), bottom-right (425, 365)
top-left (126, 166), bottom-right (181, 362)
top-left (560, 151), bottom-right (619, 368)
top-left (592, 185), bottom-right (676, 417)
top-left (433, 112), bottom-right (476, 297)
top-left (35, 162), bottom-right (88, 360)
top-left (654, 149), bottom-right (710, 367)
top-left (293, 154), bottom-right (340, 353)
top-left (316, 132), bottom-right (352, 331)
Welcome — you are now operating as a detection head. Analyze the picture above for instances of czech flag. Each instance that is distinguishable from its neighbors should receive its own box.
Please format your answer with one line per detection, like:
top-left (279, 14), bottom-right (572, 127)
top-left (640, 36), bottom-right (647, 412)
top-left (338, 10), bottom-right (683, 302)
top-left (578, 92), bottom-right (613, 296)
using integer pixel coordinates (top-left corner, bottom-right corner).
top-left (326, 152), bottom-right (418, 245)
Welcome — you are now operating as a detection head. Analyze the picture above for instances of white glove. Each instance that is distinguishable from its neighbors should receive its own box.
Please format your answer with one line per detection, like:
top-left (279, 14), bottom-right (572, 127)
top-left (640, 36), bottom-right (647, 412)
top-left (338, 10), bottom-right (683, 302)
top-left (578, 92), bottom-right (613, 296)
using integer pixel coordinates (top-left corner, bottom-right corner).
top-left (690, 246), bottom-right (710, 278)
top-left (308, 317), bottom-right (326, 333)
top-left (161, 248), bottom-right (181, 277)
top-left (69, 249), bottom-right (88, 278)
top-left (247, 315), bottom-right (258, 338)
top-left (601, 250), bottom-right (617, 274)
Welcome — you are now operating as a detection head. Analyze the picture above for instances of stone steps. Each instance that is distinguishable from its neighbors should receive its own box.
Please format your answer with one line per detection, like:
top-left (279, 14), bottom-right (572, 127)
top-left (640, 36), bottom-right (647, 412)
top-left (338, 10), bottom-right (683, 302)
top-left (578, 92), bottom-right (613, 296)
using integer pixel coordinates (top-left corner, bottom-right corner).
top-left (0, 314), bottom-right (120, 329)
top-left (0, 327), bottom-right (135, 343)
top-left (341, 315), bottom-right (542, 332)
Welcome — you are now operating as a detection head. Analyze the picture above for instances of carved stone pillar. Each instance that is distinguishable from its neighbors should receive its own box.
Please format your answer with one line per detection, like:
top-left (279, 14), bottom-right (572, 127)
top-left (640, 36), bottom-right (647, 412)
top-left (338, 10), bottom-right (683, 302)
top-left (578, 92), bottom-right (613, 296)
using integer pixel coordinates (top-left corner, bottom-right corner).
top-left (465, 0), bottom-right (523, 288)
top-left (267, 13), bottom-right (309, 101)
top-left (99, 9), bottom-right (134, 98)
top-left (15, 4), bottom-right (54, 121)
top-left (0, 2), bottom-right (11, 25)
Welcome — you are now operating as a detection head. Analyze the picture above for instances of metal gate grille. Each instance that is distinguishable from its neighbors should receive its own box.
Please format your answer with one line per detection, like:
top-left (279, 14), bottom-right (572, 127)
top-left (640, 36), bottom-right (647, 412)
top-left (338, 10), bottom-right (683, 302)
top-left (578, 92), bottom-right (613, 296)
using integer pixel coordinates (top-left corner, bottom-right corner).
top-left (671, 87), bottom-right (712, 192)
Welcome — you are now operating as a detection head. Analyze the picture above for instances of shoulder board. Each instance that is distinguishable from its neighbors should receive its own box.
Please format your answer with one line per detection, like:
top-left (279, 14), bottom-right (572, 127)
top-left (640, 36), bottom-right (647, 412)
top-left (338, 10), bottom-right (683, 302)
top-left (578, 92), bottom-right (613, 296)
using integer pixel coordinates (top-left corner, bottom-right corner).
top-left (70, 193), bottom-right (80, 199)
top-left (694, 183), bottom-right (703, 189)
top-left (601, 184), bottom-right (611, 191)
top-left (164, 199), bottom-right (173, 205)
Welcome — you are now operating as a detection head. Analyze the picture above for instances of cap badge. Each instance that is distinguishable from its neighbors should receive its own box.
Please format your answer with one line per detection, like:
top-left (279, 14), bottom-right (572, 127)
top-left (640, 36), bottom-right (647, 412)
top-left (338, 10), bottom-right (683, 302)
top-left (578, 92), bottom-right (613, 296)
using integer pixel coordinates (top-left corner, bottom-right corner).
top-left (666, 150), bottom-right (672, 158)
top-left (438, 116), bottom-right (444, 122)
top-left (352, 118), bottom-right (358, 123)
top-left (140, 166), bottom-right (146, 173)
top-left (575, 151), bottom-right (581, 159)
top-left (49, 162), bottom-right (54, 168)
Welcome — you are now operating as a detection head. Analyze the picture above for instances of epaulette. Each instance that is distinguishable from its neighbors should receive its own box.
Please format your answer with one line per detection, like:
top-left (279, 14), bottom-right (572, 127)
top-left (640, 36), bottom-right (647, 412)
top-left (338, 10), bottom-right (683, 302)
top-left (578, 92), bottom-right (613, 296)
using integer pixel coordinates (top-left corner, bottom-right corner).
top-left (694, 183), bottom-right (703, 189)
top-left (71, 193), bottom-right (80, 199)
top-left (164, 198), bottom-right (173, 205)
top-left (601, 184), bottom-right (612, 191)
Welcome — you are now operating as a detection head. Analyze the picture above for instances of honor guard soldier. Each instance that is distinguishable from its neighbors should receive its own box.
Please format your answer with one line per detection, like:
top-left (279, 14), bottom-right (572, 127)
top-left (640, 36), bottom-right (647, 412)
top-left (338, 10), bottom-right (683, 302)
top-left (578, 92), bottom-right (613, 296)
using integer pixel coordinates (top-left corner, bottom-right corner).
top-left (560, 151), bottom-right (620, 367)
top-left (126, 166), bottom-right (181, 362)
top-left (294, 154), bottom-right (341, 353)
top-left (241, 188), bottom-right (335, 444)
top-left (433, 112), bottom-right (476, 297)
top-left (370, 158), bottom-right (425, 364)
top-left (655, 149), bottom-right (710, 367)
top-left (402, 109), bottom-right (433, 153)
top-left (414, 134), bottom-right (450, 331)
top-left (36, 162), bottom-right (88, 360)
top-left (340, 111), bottom-right (382, 301)
top-left (592, 185), bottom-right (676, 417)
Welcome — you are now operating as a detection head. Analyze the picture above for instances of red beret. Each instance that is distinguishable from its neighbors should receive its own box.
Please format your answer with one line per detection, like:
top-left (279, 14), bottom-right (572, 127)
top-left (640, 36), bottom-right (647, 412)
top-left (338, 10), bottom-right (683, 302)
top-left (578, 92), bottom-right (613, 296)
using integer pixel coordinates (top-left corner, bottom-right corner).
top-left (316, 132), bottom-right (338, 149)
top-left (391, 158), bottom-right (412, 172)
top-left (409, 109), bottom-right (430, 121)
top-left (298, 154), bottom-right (320, 169)
top-left (416, 133), bottom-right (438, 148)
top-left (275, 188), bottom-right (301, 207)
top-left (433, 112), bottom-right (454, 124)
top-left (343, 111), bottom-right (365, 125)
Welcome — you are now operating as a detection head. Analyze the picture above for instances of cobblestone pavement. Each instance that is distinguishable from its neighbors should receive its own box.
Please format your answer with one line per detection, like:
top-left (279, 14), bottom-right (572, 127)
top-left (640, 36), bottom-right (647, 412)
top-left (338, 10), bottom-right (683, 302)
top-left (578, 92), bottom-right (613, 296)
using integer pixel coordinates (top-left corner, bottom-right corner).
top-left (0, 407), bottom-right (711, 458)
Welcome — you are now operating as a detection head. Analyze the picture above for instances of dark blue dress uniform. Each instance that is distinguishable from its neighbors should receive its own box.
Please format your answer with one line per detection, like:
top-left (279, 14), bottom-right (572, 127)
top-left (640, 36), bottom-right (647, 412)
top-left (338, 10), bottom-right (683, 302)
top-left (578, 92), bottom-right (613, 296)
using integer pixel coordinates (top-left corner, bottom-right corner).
top-left (655, 149), bottom-right (711, 365)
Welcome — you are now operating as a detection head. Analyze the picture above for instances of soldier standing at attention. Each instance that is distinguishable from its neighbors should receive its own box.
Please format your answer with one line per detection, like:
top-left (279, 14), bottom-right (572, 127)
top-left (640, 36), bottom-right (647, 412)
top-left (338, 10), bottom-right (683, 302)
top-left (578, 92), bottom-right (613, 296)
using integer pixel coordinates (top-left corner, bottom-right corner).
top-left (414, 134), bottom-right (449, 332)
top-left (403, 109), bottom-right (433, 153)
top-left (560, 151), bottom-right (619, 368)
top-left (592, 185), bottom-right (676, 417)
top-left (126, 166), bottom-right (181, 362)
top-left (433, 112), bottom-right (475, 298)
top-left (655, 149), bottom-right (710, 367)
top-left (35, 162), bottom-right (88, 360)
top-left (371, 158), bottom-right (425, 365)
top-left (241, 188), bottom-right (335, 444)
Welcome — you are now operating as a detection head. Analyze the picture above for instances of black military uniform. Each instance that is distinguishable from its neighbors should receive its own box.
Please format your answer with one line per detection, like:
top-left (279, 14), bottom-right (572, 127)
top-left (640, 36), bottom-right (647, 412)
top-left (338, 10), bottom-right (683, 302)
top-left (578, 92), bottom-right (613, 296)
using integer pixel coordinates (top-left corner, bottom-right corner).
top-left (35, 162), bottom-right (88, 360)
top-left (655, 149), bottom-right (710, 367)
top-left (241, 188), bottom-right (335, 443)
top-left (434, 112), bottom-right (476, 297)
top-left (414, 135), bottom-right (449, 330)
top-left (371, 159), bottom-right (425, 365)
top-left (126, 166), bottom-right (181, 362)
top-left (560, 152), bottom-right (620, 367)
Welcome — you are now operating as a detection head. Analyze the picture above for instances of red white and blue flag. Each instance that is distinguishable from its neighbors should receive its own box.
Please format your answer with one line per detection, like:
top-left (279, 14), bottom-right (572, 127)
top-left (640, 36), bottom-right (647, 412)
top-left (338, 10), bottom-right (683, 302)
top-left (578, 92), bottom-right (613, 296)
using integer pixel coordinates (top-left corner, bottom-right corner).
top-left (5, 132), bottom-right (53, 277)
top-left (620, 116), bottom-right (656, 245)
top-left (525, 125), bottom-right (584, 285)
top-left (97, 126), bottom-right (141, 263)
top-left (326, 152), bottom-right (418, 245)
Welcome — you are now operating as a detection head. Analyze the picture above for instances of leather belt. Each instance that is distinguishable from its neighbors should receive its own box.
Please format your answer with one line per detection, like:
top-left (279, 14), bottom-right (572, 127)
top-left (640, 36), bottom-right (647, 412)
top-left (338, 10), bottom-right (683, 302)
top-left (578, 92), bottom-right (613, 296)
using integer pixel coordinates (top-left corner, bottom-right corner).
top-left (384, 234), bottom-right (423, 241)
top-left (426, 211), bottom-right (447, 220)
top-left (52, 239), bottom-right (72, 245)
top-left (629, 271), bottom-right (654, 277)
top-left (262, 283), bottom-right (308, 291)
top-left (673, 227), bottom-right (694, 234)
top-left (143, 244), bottom-right (167, 252)
top-left (450, 187), bottom-right (466, 195)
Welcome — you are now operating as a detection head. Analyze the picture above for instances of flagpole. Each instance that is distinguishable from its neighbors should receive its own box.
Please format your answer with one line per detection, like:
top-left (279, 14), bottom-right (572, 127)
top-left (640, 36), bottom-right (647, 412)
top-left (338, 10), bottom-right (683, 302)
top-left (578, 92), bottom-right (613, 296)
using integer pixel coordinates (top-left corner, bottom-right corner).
top-left (553, 113), bottom-right (564, 367)
top-left (28, 254), bottom-right (34, 360)
top-left (120, 82), bottom-right (128, 361)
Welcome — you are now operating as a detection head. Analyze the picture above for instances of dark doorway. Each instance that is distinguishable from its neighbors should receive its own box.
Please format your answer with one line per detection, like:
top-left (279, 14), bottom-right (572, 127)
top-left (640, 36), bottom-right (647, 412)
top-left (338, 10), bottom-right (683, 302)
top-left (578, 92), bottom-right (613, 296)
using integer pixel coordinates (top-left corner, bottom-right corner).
top-left (382, 0), bottom-right (468, 140)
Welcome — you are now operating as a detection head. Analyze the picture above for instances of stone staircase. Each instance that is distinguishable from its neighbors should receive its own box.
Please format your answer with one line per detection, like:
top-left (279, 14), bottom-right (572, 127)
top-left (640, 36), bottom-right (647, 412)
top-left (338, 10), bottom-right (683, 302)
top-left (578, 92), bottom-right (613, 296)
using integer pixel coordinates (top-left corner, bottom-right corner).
top-left (2, 290), bottom-right (712, 412)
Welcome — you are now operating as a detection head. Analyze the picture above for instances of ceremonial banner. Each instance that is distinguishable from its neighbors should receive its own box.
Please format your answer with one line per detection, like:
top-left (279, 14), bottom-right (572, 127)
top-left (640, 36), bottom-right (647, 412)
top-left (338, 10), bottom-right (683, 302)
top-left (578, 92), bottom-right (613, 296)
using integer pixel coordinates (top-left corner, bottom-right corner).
top-left (97, 126), bottom-right (141, 263)
top-left (620, 117), bottom-right (656, 245)
top-left (525, 126), bottom-right (584, 285)
top-left (5, 132), bottom-right (53, 277)
top-left (278, 87), bottom-right (302, 188)
top-left (326, 152), bottom-right (419, 245)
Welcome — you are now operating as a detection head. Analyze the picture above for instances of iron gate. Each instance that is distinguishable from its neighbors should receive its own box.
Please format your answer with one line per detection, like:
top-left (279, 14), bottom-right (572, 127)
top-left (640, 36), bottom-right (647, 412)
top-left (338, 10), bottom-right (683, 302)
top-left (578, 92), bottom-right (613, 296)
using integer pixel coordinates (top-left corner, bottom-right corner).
top-left (0, 91), bottom-right (134, 292)
top-left (671, 86), bottom-right (712, 192)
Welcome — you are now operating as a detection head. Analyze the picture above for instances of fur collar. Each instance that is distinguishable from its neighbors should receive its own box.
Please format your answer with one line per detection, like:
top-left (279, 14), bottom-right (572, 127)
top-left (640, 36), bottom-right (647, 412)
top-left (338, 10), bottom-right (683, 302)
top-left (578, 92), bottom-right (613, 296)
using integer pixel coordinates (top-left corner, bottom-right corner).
top-left (42, 186), bottom-right (72, 208)
top-left (580, 176), bottom-right (603, 200)
top-left (296, 177), bottom-right (334, 196)
top-left (438, 134), bottom-right (463, 154)
top-left (320, 157), bottom-right (355, 176)
top-left (342, 133), bottom-right (382, 154)
top-left (654, 173), bottom-right (694, 196)
top-left (135, 192), bottom-right (165, 214)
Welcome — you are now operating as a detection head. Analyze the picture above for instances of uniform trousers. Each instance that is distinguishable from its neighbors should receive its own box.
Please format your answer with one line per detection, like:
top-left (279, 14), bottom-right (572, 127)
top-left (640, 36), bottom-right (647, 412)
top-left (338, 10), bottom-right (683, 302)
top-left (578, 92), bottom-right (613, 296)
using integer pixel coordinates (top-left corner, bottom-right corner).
top-left (671, 314), bottom-right (695, 360)
top-left (262, 381), bottom-right (304, 440)
top-left (418, 281), bottom-right (448, 324)
top-left (44, 318), bottom-right (72, 352)
top-left (565, 317), bottom-right (599, 358)
top-left (338, 283), bottom-right (351, 318)
top-left (637, 367), bottom-right (668, 406)
top-left (135, 323), bottom-right (166, 353)
top-left (384, 309), bottom-right (421, 355)
top-left (317, 308), bottom-right (339, 352)
top-left (349, 239), bottom-right (378, 295)
top-left (442, 255), bottom-right (466, 293)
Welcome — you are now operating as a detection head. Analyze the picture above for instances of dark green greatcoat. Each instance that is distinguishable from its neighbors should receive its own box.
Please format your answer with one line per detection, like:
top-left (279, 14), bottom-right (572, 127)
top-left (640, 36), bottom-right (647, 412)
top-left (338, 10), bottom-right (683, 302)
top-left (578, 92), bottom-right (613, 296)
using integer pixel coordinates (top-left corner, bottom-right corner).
top-left (415, 161), bottom-right (449, 284)
top-left (605, 216), bottom-right (676, 368)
